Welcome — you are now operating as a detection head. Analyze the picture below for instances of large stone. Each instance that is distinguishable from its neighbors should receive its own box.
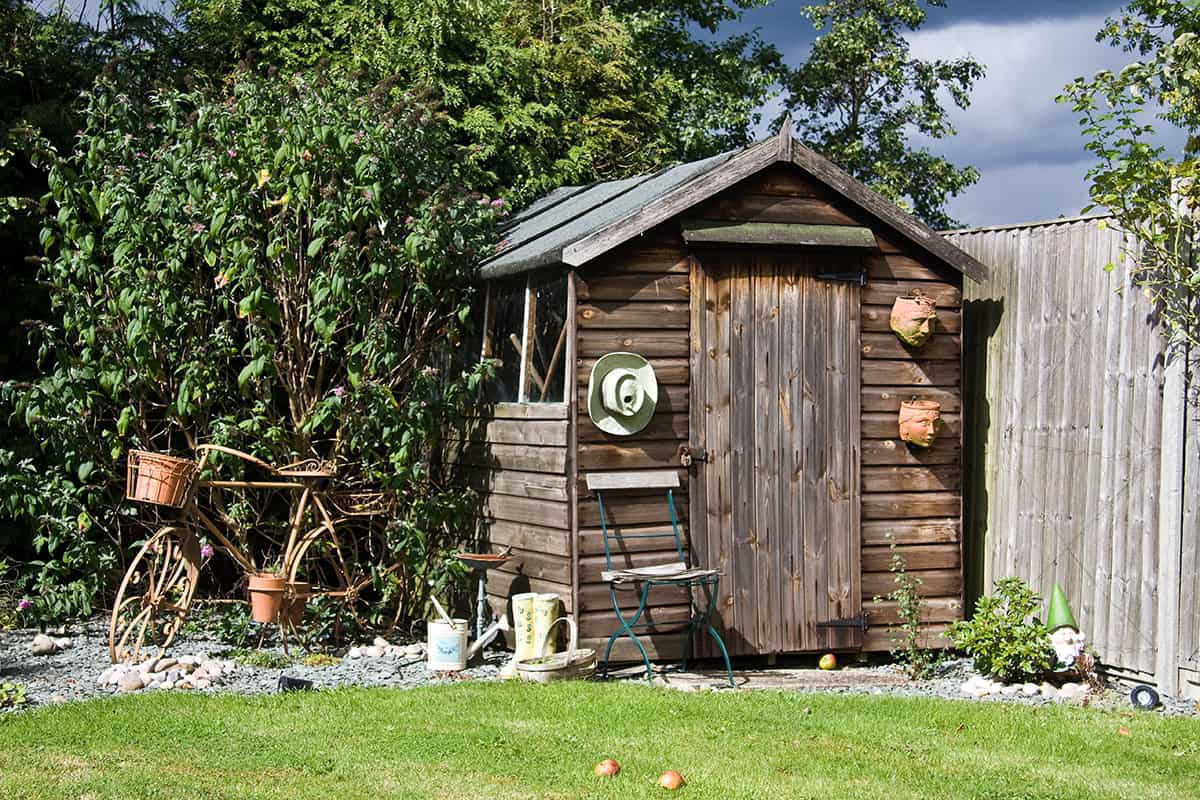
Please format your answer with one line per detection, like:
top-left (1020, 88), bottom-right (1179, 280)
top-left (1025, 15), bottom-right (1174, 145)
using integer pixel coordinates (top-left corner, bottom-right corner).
top-left (138, 657), bottom-right (159, 675)
top-left (373, 636), bottom-right (391, 649)
top-left (1020, 683), bottom-right (1040, 696)
top-left (154, 658), bottom-right (178, 673)
top-left (1058, 682), bottom-right (1088, 701)
top-left (404, 644), bottom-right (425, 658)
top-left (98, 667), bottom-right (117, 687)
top-left (194, 678), bottom-right (212, 690)
top-left (363, 645), bottom-right (384, 658)
top-left (348, 647), bottom-right (362, 659)
top-left (118, 673), bottom-right (145, 693)
top-left (53, 637), bottom-right (72, 650)
top-left (30, 633), bottom-right (58, 656)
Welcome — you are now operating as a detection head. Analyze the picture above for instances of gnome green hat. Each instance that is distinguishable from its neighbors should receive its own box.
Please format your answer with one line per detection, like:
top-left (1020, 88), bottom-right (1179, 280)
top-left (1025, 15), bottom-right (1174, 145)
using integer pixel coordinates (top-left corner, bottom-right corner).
top-left (587, 352), bottom-right (658, 436)
top-left (1045, 583), bottom-right (1079, 632)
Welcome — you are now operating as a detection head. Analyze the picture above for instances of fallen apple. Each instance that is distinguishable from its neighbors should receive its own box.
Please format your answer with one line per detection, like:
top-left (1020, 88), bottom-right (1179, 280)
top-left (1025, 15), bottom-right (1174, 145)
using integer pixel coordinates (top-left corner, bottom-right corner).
top-left (594, 758), bottom-right (620, 777)
top-left (658, 770), bottom-right (684, 790)
top-left (818, 653), bottom-right (837, 670)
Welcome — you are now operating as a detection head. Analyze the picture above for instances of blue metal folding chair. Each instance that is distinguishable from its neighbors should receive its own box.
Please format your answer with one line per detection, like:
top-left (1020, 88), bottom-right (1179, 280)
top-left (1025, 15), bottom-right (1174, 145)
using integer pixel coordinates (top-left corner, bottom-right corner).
top-left (587, 470), bottom-right (734, 687)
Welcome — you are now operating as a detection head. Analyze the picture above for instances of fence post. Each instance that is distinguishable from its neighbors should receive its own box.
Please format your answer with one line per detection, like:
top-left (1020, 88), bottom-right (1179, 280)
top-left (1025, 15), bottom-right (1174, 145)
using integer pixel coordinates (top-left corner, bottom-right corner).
top-left (1156, 341), bottom-right (1186, 697)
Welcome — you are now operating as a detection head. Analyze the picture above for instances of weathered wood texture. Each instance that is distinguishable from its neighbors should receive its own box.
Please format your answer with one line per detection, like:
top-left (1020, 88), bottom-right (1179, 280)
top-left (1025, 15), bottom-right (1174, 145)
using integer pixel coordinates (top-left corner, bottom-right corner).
top-left (946, 218), bottom-right (1196, 694)
top-left (691, 247), bottom-right (863, 656)
top-left (692, 164), bottom-right (964, 649)
top-left (574, 234), bottom-right (698, 639)
top-left (455, 404), bottom-right (573, 613)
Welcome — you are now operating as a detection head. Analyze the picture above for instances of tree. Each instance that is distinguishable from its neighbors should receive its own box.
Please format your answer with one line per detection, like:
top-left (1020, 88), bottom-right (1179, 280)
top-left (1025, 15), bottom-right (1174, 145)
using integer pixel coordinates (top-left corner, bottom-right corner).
top-left (176, 0), bottom-right (784, 202)
top-left (1060, 1), bottom-right (1200, 352)
top-left (781, 0), bottom-right (984, 229)
top-left (3, 70), bottom-right (499, 623)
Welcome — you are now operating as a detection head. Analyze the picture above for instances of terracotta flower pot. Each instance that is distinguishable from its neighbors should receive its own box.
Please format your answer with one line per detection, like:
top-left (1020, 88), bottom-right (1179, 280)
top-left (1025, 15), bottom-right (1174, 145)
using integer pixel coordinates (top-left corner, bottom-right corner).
top-left (889, 293), bottom-right (938, 348)
top-left (899, 400), bottom-right (942, 448)
top-left (248, 573), bottom-right (287, 623)
top-left (282, 581), bottom-right (312, 626)
top-left (125, 450), bottom-right (198, 508)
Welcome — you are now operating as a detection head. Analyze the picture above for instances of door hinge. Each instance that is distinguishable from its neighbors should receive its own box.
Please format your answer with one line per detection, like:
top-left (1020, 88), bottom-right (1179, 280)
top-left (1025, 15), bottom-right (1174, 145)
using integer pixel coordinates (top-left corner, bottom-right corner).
top-left (816, 270), bottom-right (866, 285)
top-left (678, 444), bottom-right (709, 467)
top-left (815, 614), bottom-right (868, 632)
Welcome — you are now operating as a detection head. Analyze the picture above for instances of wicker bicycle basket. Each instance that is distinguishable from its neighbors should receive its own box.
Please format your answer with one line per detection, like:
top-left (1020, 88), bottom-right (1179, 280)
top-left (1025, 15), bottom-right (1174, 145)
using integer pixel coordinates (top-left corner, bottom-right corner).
top-left (126, 450), bottom-right (198, 508)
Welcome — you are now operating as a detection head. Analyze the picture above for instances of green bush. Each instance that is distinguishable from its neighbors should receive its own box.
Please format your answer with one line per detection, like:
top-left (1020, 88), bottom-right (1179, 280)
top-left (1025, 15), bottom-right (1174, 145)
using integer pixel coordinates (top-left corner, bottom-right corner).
top-left (947, 577), bottom-right (1055, 683)
top-left (2, 69), bottom-right (497, 625)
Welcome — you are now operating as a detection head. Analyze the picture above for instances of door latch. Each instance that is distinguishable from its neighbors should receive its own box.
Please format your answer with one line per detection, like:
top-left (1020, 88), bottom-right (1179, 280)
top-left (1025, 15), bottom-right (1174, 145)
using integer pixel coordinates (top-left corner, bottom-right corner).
top-left (678, 444), bottom-right (709, 467)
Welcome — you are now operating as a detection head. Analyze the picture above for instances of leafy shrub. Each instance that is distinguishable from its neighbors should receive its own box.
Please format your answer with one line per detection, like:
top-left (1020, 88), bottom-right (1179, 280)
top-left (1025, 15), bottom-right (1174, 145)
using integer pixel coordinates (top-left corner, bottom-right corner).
top-left (947, 577), bottom-right (1055, 683)
top-left (223, 648), bottom-right (293, 669)
top-left (874, 542), bottom-right (943, 680)
top-left (2, 69), bottom-right (499, 625)
top-left (0, 681), bottom-right (27, 708)
top-left (302, 653), bottom-right (341, 668)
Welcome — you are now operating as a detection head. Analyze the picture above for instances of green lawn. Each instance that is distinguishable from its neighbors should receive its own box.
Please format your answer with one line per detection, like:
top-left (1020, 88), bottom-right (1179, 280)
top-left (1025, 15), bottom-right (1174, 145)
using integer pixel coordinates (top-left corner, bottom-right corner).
top-left (0, 682), bottom-right (1195, 799)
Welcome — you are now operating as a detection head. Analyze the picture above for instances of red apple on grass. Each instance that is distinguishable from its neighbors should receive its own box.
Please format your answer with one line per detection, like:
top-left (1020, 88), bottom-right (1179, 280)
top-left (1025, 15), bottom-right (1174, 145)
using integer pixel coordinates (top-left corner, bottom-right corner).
top-left (594, 758), bottom-right (620, 777)
top-left (658, 770), bottom-right (684, 790)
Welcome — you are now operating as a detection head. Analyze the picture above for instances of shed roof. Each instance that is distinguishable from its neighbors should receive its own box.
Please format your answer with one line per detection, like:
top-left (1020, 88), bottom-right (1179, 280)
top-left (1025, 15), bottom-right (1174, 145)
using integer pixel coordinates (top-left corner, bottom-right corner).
top-left (481, 121), bottom-right (989, 283)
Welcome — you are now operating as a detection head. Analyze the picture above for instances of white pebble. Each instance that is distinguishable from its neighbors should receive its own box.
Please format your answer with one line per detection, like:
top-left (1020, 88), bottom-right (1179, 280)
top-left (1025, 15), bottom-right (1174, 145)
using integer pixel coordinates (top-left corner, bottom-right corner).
top-left (348, 647), bottom-right (362, 659)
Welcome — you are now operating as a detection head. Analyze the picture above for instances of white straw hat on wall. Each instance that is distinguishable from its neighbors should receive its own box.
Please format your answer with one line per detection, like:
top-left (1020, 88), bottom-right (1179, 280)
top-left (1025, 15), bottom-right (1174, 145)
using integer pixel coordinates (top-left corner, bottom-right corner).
top-left (587, 352), bottom-right (658, 436)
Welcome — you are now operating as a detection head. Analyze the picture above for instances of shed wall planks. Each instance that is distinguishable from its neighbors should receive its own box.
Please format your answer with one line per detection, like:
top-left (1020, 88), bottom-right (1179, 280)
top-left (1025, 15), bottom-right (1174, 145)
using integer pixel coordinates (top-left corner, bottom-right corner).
top-left (946, 218), bottom-right (1197, 693)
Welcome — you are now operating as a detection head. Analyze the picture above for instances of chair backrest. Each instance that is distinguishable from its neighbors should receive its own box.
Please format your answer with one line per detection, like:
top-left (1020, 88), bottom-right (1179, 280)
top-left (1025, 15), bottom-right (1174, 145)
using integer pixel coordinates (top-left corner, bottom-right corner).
top-left (585, 471), bottom-right (684, 569)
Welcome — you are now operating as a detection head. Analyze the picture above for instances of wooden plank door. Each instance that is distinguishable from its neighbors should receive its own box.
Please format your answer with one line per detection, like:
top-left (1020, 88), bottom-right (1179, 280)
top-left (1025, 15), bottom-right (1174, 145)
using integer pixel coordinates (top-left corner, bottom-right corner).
top-left (689, 249), bottom-right (862, 655)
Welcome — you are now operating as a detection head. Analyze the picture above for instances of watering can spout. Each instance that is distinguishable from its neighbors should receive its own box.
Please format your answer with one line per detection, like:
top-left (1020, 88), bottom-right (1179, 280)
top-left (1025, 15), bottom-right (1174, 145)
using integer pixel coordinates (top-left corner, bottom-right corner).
top-left (466, 614), bottom-right (510, 659)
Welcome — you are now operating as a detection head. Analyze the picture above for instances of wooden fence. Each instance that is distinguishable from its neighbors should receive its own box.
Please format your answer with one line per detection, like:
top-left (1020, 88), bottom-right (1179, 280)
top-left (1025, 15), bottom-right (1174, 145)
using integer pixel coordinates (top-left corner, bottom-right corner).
top-left (945, 215), bottom-right (1198, 698)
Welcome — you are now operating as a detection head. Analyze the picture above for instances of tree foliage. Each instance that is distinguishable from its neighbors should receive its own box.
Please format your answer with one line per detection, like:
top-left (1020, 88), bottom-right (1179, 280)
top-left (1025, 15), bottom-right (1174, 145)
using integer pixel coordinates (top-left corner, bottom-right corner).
top-left (176, 0), bottom-right (784, 202)
top-left (782, 0), bottom-right (983, 229)
top-left (1060, 1), bottom-right (1200, 352)
top-left (3, 70), bottom-right (498, 622)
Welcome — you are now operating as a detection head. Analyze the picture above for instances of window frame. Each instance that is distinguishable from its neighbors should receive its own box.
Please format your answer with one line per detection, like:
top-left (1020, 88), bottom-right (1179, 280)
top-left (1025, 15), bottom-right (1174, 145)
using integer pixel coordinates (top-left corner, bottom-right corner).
top-left (479, 272), bottom-right (569, 405)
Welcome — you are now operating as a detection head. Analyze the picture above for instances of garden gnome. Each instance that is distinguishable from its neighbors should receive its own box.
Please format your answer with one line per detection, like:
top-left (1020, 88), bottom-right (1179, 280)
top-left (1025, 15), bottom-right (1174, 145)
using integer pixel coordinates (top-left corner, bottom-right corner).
top-left (1046, 583), bottom-right (1085, 668)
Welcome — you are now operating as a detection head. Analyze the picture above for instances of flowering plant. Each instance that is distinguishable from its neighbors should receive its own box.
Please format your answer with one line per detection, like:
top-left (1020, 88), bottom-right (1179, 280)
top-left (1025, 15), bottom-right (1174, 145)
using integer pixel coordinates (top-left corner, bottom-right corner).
top-left (5, 69), bottom-right (499, 626)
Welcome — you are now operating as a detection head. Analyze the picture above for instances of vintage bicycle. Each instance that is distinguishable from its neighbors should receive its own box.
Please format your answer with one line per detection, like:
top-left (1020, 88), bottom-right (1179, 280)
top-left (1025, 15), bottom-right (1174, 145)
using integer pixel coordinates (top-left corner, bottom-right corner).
top-left (111, 445), bottom-right (396, 664)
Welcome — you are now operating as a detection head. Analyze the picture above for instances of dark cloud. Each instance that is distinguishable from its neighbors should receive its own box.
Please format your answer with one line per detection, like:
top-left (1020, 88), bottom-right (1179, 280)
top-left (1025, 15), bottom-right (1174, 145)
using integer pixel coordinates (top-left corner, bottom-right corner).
top-left (731, 2), bottom-right (1177, 225)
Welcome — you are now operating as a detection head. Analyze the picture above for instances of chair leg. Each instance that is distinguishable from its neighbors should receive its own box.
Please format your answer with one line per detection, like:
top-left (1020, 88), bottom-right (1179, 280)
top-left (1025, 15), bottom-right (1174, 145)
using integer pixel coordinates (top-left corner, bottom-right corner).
top-left (705, 624), bottom-right (735, 688)
top-left (603, 584), bottom-right (655, 684)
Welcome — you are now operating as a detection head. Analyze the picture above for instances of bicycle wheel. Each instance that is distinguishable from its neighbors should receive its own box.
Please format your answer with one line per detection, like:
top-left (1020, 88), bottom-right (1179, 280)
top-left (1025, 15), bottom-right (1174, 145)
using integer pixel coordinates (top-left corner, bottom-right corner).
top-left (108, 526), bottom-right (201, 664)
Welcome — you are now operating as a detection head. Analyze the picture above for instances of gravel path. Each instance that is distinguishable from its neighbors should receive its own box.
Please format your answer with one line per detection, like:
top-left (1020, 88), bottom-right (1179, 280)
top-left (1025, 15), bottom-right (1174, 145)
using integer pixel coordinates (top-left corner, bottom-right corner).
top-left (1, 618), bottom-right (504, 709)
top-left (2, 620), bottom-right (1195, 717)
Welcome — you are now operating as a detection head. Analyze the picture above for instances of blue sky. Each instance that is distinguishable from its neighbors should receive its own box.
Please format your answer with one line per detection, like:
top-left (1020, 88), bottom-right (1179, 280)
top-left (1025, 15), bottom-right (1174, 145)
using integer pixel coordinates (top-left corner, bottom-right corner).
top-left (733, 1), bottom-right (1169, 227)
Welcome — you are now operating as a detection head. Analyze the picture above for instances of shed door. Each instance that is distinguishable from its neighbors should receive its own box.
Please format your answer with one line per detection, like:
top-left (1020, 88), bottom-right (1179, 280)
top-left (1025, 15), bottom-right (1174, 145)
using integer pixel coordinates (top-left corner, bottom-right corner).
top-left (690, 249), bottom-right (862, 655)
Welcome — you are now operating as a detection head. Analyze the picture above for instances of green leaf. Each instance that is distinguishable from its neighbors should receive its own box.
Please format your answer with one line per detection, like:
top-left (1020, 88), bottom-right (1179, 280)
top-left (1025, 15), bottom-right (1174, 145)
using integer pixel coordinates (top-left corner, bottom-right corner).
top-left (306, 237), bottom-right (326, 258)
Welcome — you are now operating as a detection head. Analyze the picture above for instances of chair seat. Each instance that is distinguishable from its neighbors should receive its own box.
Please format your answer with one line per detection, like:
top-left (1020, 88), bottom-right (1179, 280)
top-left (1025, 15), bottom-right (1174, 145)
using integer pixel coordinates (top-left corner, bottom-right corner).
top-left (601, 561), bottom-right (720, 584)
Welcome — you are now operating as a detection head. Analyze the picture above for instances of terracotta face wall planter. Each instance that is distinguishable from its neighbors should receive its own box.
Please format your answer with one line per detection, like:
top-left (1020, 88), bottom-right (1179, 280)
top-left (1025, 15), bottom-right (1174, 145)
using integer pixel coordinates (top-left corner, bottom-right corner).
top-left (899, 400), bottom-right (942, 448)
top-left (889, 293), bottom-right (937, 348)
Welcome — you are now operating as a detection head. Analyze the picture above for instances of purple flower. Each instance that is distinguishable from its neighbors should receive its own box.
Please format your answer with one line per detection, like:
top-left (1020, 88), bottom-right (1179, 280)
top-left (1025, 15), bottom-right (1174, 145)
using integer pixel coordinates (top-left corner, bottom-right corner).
top-left (362, 189), bottom-right (374, 200)
top-left (135, 150), bottom-right (147, 158)
top-left (17, 598), bottom-right (32, 612)
top-left (404, 216), bottom-right (414, 225)
top-left (200, 543), bottom-right (214, 559)
top-left (331, 386), bottom-right (345, 398)
top-left (490, 198), bottom-right (505, 209)
top-left (227, 149), bottom-right (237, 158)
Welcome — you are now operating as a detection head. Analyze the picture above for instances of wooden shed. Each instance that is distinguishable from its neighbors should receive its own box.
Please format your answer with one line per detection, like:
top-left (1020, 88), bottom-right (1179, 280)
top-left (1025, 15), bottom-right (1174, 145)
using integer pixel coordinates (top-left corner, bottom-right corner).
top-left (461, 123), bottom-right (989, 661)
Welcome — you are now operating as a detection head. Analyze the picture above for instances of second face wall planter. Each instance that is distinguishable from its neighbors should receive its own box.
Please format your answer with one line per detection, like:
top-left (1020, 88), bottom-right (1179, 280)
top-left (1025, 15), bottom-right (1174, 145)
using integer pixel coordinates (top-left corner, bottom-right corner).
top-left (889, 292), bottom-right (937, 348)
top-left (898, 399), bottom-right (942, 448)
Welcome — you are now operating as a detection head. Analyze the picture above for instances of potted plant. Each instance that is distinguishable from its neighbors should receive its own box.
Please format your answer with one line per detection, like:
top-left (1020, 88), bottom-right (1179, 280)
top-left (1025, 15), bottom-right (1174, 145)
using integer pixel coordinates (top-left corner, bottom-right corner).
top-left (247, 571), bottom-right (287, 624)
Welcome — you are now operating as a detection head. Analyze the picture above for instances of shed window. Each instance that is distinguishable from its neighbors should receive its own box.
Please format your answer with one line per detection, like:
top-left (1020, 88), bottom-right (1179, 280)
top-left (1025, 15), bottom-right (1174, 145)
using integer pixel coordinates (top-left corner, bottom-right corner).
top-left (480, 273), bottom-right (568, 403)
